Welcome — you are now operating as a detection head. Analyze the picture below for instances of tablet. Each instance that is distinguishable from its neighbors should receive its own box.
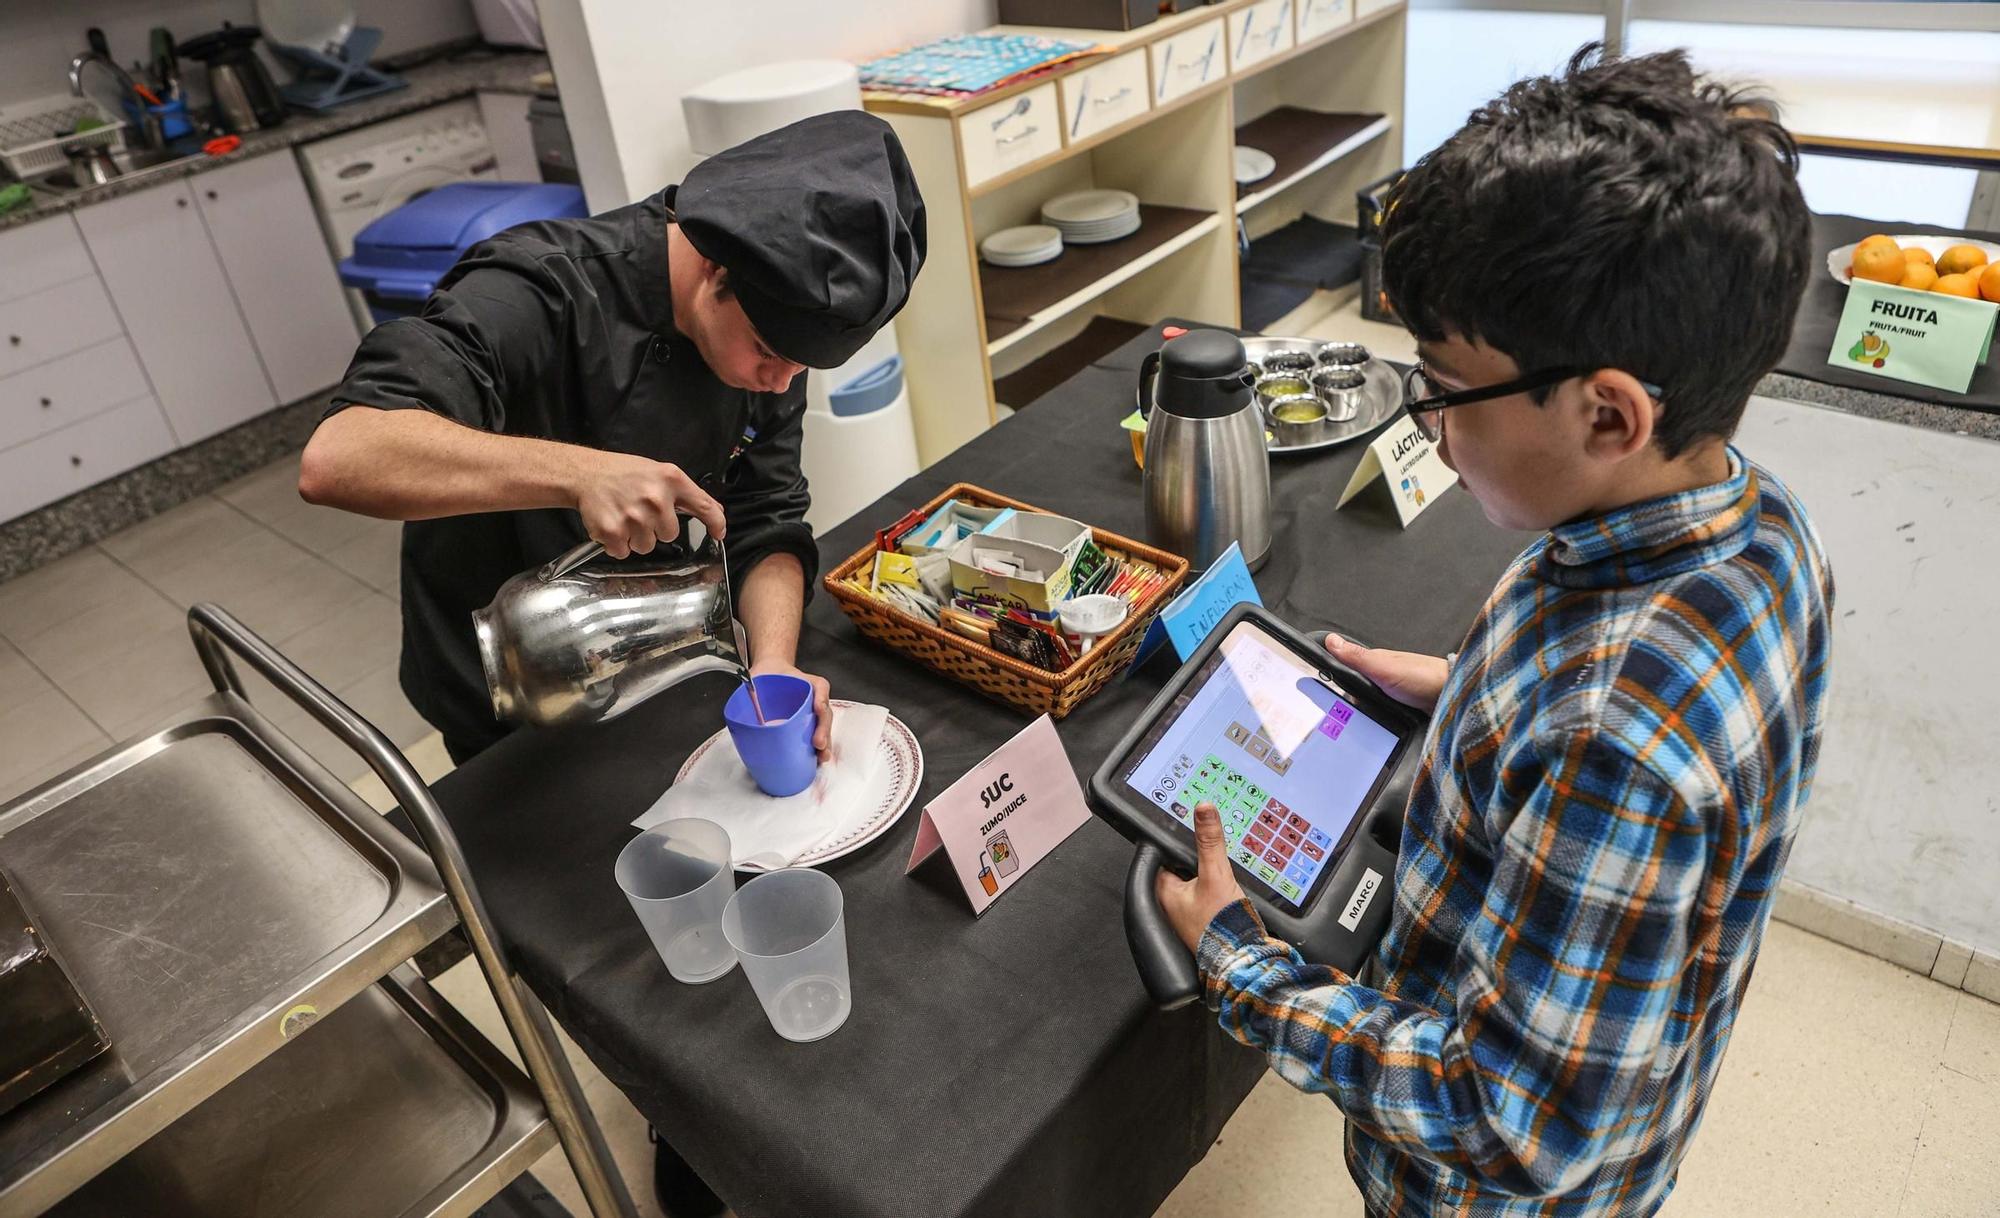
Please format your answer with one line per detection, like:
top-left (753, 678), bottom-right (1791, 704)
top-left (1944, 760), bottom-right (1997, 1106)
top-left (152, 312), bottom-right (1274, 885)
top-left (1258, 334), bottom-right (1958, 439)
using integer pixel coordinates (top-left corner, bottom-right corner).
top-left (1104, 610), bottom-right (1421, 918)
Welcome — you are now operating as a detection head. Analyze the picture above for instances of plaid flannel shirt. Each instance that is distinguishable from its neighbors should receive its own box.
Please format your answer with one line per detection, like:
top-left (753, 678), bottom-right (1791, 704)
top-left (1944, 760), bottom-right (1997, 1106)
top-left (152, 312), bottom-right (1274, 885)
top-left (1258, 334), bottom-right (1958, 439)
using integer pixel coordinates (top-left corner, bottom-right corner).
top-left (1198, 449), bottom-right (1833, 1217)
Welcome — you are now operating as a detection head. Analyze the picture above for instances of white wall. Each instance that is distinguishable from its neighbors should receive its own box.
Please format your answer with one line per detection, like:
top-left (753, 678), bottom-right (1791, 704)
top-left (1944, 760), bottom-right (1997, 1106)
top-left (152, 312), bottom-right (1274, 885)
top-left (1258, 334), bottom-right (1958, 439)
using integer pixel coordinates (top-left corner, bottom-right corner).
top-left (1403, 9), bottom-right (1605, 166)
top-left (1626, 19), bottom-right (1998, 231)
top-left (1733, 399), bottom-right (2000, 958)
top-left (537, 0), bottom-right (997, 210)
top-left (1404, 12), bottom-right (1996, 228)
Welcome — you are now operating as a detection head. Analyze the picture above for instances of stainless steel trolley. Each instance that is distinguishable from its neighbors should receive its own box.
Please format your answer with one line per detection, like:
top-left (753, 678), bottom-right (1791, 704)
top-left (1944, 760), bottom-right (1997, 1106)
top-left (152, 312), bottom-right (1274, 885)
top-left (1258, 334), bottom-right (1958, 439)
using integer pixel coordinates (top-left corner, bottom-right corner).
top-left (0, 604), bottom-right (638, 1217)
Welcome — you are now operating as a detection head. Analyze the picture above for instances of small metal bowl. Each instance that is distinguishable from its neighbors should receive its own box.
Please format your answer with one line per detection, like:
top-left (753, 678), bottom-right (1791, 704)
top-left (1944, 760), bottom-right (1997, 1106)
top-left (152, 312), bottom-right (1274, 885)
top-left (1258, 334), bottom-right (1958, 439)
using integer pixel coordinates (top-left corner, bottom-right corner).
top-left (1310, 366), bottom-right (1368, 422)
top-left (1258, 350), bottom-right (1316, 376)
top-left (1315, 342), bottom-right (1371, 369)
top-left (1254, 373), bottom-right (1314, 407)
top-left (1266, 394), bottom-right (1336, 445)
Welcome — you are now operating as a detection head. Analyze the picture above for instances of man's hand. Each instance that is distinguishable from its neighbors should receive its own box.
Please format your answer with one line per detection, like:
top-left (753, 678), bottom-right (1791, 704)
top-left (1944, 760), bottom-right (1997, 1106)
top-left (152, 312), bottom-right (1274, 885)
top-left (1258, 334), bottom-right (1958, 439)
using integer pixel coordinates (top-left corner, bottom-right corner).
top-left (1324, 633), bottom-right (1451, 713)
top-left (1155, 802), bottom-right (1248, 953)
top-left (574, 452), bottom-right (726, 559)
top-left (751, 659), bottom-right (833, 759)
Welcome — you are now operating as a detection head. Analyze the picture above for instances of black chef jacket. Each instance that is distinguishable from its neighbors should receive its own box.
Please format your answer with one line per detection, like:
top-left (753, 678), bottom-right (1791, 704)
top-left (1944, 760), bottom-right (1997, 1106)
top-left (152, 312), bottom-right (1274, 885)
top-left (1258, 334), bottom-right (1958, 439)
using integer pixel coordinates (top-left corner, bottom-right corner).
top-left (326, 189), bottom-right (817, 754)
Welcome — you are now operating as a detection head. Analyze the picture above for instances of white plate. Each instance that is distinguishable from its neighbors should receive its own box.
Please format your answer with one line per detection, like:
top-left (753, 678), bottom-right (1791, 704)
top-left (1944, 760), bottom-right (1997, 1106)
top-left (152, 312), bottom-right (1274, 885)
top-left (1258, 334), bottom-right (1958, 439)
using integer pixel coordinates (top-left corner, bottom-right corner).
top-left (1057, 214), bottom-right (1141, 244)
top-left (1234, 145), bottom-right (1276, 185)
top-left (1825, 233), bottom-right (2000, 284)
top-left (981, 224), bottom-right (1064, 263)
top-left (674, 702), bottom-right (924, 872)
top-left (1041, 188), bottom-right (1139, 226)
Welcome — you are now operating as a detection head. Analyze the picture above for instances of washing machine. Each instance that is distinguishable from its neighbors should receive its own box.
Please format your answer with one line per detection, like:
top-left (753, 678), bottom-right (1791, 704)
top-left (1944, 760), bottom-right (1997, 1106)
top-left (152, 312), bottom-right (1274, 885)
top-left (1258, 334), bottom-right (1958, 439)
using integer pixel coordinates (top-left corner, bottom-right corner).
top-left (298, 98), bottom-right (500, 333)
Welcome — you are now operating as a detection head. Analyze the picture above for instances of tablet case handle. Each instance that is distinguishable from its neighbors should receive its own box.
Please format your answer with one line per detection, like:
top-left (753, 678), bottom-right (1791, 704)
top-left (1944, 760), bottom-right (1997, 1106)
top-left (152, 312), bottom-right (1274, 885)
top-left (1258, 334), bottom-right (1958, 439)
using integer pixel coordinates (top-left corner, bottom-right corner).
top-left (1125, 843), bottom-right (1202, 1010)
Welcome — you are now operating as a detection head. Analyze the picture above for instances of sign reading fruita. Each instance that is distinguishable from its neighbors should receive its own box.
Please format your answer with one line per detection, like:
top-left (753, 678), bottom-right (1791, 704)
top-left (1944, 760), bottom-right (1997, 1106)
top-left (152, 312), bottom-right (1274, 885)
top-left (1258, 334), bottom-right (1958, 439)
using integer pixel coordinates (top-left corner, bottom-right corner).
top-left (1830, 235), bottom-right (1999, 394)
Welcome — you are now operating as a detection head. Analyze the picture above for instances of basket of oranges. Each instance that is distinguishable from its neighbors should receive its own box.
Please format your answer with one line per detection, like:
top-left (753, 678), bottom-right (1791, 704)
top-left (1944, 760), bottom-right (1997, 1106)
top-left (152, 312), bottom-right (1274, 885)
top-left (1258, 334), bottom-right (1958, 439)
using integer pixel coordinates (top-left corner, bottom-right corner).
top-left (1830, 233), bottom-right (2000, 302)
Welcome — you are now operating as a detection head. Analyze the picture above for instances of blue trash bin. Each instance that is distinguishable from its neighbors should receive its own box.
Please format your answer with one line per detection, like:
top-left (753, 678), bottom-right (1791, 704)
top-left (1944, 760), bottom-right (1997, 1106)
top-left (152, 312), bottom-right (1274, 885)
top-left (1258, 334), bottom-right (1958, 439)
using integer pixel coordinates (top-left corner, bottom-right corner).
top-left (339, 182), bottom-right (589, 324)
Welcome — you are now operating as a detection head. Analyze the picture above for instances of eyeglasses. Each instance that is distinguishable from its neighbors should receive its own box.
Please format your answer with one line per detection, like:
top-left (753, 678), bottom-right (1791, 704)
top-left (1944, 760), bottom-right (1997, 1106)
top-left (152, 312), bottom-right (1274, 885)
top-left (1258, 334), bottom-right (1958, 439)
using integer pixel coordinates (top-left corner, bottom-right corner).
top-left (1401, 363), bottom-right (1664, 443)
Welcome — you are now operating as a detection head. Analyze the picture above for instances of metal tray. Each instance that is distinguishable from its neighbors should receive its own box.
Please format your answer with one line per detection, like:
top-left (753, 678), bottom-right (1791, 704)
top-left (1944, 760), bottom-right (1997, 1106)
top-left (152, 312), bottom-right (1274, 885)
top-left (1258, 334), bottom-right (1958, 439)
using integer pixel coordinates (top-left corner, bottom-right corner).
top-left (1242, 335), bottom-right (1402, 455)
top-left (47, 969), bottom-right (554, 1218)
top-left (0, 693), bottom-right (457, 1213)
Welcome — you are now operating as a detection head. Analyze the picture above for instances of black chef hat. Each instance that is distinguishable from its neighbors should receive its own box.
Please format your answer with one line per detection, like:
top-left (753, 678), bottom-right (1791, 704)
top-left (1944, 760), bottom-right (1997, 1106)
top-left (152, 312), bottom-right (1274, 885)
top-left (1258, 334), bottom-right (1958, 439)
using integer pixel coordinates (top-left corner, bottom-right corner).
top-left (677, 111), bottom-right (926, 369)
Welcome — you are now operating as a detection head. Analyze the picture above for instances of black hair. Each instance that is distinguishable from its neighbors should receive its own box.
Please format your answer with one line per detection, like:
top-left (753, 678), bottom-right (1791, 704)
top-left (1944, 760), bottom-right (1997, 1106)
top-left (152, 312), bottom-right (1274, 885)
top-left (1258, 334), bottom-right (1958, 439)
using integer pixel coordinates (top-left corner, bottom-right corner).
top-left (1380, 44), bottom-right (1810, 457)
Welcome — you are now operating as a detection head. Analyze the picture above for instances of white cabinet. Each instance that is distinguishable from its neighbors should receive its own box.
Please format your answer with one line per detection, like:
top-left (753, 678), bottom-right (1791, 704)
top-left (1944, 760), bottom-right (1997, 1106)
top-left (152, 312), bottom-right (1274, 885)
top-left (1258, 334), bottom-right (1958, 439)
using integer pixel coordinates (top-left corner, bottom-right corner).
top-left (0, 214), bottom-right (95, 306)
top-left (1151, 19), bottom-right (1227, 104)
top-left (0, 277), bottom-right (124, 381)
top-left (1231, 0), bottom-right (1295, 70)
top-left (1060, 50), bottom-right (1150, 143)
top-left (194, 151), bottom-right (360, 404)
top-left (959, 83), bottom-right (1063, 188)
top-left (1296, 0), bottom-right (1353, 42)
top-left (477, 91), bottom-right (541, 182)
top-left (76, 180), bottom-right (275, 445)
top-left (0, 395), bottom-right (176, 522)
top-left (0, 338), bottom-right (149, 451)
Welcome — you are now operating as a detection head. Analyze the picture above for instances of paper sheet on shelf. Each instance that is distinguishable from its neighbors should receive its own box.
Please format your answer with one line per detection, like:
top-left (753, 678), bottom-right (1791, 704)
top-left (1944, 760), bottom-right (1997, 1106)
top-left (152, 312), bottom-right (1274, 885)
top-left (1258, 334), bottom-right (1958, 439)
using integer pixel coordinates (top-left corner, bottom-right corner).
top-left (632, 703), bottom-right (891, 867)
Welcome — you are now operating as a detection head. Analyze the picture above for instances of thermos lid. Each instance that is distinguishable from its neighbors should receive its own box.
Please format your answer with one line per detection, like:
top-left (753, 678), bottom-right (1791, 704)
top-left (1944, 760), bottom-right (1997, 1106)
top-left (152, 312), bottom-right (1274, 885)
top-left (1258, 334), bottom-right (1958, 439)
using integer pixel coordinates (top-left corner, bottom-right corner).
top-left (1155, 330), bottom-right (1254, 420)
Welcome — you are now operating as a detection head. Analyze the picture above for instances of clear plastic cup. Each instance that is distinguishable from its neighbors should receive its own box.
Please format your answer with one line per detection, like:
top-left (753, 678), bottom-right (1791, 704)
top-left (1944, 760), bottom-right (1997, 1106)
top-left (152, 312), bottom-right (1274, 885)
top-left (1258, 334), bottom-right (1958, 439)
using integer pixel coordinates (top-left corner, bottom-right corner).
top-left (614, 819), bottom-right (737, 984)
top-left (721, 868), bottom-right (851, 1042)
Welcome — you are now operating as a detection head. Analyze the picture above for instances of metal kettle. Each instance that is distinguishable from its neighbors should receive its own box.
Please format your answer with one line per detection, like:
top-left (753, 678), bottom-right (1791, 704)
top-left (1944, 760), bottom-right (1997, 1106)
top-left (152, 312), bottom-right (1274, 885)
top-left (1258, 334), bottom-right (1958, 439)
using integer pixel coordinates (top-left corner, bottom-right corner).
top-left (1138, 329), bottom-right (1272, 572)
top-left (473, 537), bottom-right (744, 728)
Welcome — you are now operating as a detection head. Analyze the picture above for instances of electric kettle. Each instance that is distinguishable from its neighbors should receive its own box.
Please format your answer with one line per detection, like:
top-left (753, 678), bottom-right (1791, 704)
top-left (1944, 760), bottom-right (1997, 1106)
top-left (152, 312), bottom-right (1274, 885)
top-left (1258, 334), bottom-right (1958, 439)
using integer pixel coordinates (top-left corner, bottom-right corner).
top-left (1137, 329), bottom-right (1272, 572)
top-left (473, 537), bottom-right (745, 728)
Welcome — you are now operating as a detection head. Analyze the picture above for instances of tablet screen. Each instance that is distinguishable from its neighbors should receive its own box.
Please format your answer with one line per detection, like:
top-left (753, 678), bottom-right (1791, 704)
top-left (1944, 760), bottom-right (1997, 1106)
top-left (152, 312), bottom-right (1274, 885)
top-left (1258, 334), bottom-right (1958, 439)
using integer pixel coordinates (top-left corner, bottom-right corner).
top-left (1116, 620), bottom-right (1403, 912)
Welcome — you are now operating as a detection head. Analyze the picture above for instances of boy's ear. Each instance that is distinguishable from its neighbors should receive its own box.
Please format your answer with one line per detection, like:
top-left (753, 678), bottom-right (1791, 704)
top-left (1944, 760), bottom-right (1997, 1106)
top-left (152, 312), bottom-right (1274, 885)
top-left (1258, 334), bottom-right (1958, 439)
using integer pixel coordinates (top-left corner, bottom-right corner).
top-left (1579, 369), bottom-right (1657, 461)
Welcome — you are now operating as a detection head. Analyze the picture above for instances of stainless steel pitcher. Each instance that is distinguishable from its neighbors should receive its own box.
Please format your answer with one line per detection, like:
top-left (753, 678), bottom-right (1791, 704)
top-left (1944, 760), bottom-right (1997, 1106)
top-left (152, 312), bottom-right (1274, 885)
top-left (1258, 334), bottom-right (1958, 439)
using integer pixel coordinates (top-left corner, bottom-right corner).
top-left (473, 537), bottom-right (743, 728)
top-left (1139, 329), bottom-right (1272, 572)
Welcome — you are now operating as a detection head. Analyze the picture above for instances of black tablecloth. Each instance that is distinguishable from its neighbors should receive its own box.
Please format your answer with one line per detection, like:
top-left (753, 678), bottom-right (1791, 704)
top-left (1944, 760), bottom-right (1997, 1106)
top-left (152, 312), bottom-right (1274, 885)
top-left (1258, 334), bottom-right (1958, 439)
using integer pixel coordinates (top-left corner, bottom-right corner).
top-left (1777, 212), bottom-right (2000, 413)
top-left (431, 321), bottom-right (1535, 1218)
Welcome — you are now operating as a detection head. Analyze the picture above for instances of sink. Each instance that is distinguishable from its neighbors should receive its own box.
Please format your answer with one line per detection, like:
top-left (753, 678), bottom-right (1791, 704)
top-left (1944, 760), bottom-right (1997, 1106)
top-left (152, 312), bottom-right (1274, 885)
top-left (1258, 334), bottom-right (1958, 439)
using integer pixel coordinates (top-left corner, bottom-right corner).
top-left (29, 146), bottom-right (210, 198)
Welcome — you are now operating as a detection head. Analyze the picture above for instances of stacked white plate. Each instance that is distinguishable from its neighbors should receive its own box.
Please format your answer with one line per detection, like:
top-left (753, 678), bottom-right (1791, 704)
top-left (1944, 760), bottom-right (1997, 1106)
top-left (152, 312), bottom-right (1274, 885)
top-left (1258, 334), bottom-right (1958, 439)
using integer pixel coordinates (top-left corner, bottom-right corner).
top-left (1040, 189), bottom-right (1141, 244)
top-left (980, 224), bottom-right (1064, 267)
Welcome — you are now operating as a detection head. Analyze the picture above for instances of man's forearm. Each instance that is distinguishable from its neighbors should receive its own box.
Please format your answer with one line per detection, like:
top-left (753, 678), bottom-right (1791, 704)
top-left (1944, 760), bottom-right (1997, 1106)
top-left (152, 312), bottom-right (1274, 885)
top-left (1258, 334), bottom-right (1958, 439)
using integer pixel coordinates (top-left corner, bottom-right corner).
top-left (739, 552), bottom-right (806, 668)
top-left (298, 405), bottom-right (586, 520)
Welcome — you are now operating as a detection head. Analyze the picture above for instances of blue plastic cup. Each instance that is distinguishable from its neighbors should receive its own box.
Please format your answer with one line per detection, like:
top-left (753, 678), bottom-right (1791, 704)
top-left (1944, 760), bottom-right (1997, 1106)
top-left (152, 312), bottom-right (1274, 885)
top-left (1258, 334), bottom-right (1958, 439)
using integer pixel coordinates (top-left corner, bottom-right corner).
top-left (724, 674), bottom-right (819, 797)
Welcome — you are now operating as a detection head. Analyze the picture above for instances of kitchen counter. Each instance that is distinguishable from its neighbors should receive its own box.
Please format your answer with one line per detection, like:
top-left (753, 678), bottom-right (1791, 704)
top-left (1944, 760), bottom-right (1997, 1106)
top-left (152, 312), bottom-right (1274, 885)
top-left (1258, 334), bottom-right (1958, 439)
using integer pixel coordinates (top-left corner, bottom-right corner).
top-left (0, 47), bottom-right (550, 232)
top-left (1755, 371), bottom-right (2000, 444)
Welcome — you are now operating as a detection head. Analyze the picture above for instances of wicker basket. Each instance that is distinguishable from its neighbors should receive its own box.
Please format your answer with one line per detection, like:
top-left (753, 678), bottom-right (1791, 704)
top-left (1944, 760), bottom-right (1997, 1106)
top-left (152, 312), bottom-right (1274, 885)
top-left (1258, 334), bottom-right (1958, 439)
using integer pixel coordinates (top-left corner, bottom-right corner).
top-left (824, 483), bottom-right (1188, 718)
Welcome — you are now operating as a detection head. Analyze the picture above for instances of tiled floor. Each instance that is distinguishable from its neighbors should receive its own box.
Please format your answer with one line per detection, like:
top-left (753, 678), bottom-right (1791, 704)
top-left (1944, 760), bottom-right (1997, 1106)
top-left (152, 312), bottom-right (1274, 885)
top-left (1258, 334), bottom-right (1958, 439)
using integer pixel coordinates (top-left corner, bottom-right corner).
top-left (4, 303), bottom-right (1997, 1214)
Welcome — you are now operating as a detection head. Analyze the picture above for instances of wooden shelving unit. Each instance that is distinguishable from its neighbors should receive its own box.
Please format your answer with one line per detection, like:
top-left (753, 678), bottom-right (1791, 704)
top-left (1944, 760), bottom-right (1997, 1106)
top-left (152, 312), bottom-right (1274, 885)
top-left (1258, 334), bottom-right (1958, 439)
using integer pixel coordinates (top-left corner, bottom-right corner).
top-left (867, 0), bottom-right (1407, 464)
top-left (1234, 108), bottom-right (1391, 213)
top-left (992, 316), bottom-right (1150, 410)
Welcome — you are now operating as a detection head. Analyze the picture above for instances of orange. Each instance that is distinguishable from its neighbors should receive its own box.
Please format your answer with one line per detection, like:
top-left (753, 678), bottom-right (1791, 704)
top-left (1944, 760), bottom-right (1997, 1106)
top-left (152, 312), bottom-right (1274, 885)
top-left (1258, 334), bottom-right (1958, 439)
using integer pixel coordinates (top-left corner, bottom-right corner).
top-left (1933, 272), bottom-right (1980, 299)
top-left (1856, 234), bottom-right (1899, 257)
top-left (1980, 261), bottom-right (2000, 303)
top-left (1901, 262), bottom-right (1938, 292)
top-left (1904, 247), bottom-right (1935, 267)
top-left (1850, 242), bottom-right (1907, 284)
top-left (1936, 244), bottom-right (1989, 277)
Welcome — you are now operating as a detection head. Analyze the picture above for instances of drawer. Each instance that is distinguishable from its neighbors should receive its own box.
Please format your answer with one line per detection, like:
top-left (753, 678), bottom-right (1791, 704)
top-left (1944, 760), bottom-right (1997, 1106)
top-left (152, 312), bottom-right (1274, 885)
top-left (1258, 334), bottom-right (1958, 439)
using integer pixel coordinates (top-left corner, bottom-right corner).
top-left (0, 395), bottom-right (175, 523)
top-left (0, 215), bottom-right (94, 307)
top-left (0, 277), bottom-right (125, 380)
top-left (960, 83), bottom-right (1063, 187)
top-left (1231, 0), bottom-right (1296, 71)
top-left (0, 337), bottom-right (149, 451)
top-left (1296, 0), bottom-right (1353, 42)
top-left (1150, 18), bottom-right (1227, 105)
top-left (1060, 49), bottom-right (1150, 142)
top-left (1356, 0), bottom-right (1399, 17)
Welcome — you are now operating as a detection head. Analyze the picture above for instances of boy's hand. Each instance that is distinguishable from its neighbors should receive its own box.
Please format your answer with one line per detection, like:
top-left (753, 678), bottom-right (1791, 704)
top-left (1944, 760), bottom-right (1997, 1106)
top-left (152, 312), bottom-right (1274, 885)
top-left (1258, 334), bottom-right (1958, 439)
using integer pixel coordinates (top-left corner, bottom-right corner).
top-left (1156, 803), bottom-right (1247, 953)
top-left (1325, 633), bottom-right (1451, 713)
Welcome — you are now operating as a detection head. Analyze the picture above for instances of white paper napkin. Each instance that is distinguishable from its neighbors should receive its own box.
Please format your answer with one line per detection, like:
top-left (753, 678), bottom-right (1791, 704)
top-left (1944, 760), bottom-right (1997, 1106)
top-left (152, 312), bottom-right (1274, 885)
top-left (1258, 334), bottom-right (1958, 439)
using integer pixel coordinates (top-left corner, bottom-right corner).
top-left (632, 703), bottom-right (892, 868)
